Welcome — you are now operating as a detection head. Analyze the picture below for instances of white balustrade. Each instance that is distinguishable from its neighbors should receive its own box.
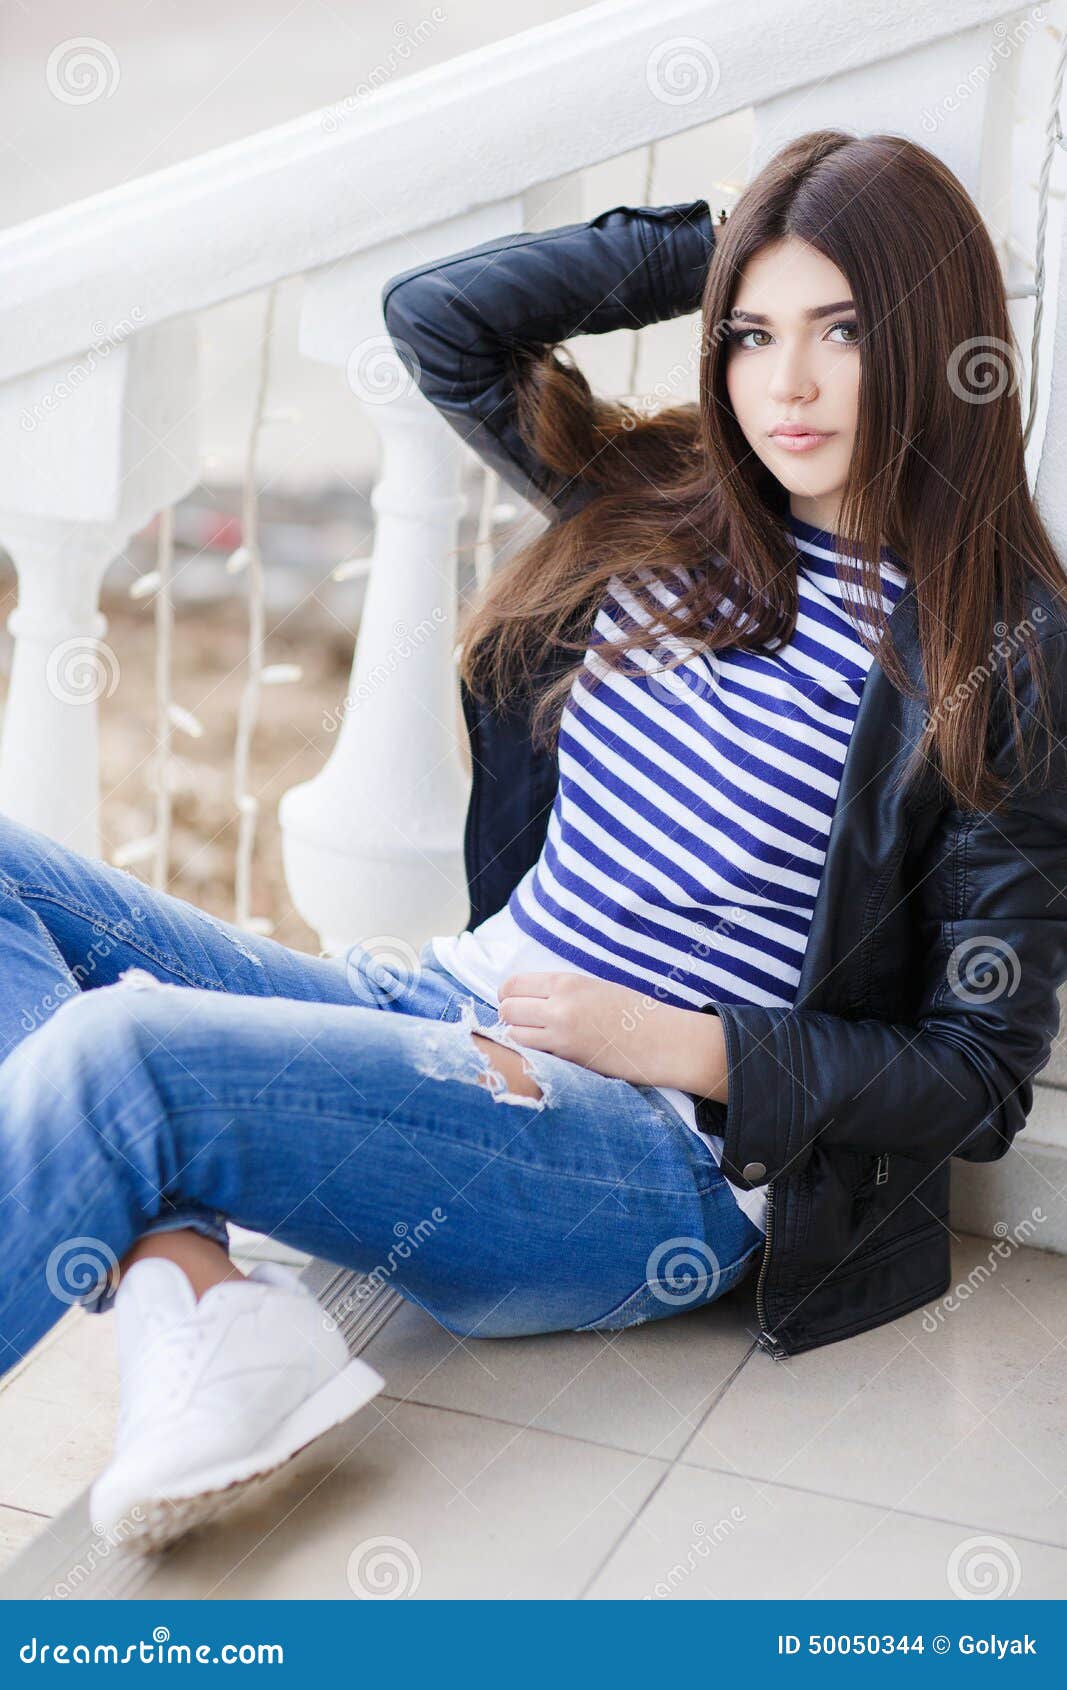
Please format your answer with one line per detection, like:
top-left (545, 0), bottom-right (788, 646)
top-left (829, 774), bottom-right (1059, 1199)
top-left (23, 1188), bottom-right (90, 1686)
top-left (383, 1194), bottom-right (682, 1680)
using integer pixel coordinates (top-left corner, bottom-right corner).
top-left (284, 207), bottom-right (531, 951)
top-left (0, 319), bottom-right (200, 853)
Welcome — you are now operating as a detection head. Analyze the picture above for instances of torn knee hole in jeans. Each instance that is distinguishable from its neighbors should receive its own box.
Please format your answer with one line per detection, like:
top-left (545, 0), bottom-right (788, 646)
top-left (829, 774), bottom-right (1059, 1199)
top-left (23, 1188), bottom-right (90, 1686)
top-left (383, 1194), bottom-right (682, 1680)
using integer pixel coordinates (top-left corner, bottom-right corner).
top-left (412, 997), bottom-right (552, 1110)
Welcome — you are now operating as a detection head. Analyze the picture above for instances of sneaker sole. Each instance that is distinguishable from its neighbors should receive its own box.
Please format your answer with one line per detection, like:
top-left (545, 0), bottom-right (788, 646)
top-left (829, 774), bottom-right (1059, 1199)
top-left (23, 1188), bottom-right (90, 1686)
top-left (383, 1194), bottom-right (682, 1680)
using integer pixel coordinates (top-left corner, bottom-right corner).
top-left (100, 1355), bottom-right (385, 1556)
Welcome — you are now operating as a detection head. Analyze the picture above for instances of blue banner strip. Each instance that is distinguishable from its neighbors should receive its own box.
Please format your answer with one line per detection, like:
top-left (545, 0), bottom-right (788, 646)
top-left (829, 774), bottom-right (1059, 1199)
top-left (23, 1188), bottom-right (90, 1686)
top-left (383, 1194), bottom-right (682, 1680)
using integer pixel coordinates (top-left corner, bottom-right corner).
top-left (0, 1598), bottom-right (1064, 1684)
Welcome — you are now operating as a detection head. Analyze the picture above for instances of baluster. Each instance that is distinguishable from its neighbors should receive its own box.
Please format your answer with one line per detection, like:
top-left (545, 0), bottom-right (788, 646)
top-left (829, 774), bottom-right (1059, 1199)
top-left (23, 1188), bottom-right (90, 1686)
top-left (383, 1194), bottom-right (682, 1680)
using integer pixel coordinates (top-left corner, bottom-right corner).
top-left (0, 320), bottom-right (200, 854)
top-left (282, 206), bottom-right (526, 953)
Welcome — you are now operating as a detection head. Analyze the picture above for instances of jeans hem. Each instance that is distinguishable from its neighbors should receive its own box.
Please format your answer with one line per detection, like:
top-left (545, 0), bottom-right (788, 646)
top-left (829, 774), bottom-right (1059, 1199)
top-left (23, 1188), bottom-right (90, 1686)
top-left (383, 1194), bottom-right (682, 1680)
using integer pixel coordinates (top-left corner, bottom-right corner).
top-left (80, 1209), bottom-right (231, 1315)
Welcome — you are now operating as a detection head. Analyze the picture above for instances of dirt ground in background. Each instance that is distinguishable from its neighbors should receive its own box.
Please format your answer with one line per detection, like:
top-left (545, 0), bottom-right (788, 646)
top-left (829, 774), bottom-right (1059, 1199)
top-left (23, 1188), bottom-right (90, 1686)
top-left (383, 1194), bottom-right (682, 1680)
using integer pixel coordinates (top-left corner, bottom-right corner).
top-left (93, 593), bottom-right (358, 955)
top-left (0, 521), bottom-right (480, 959)
top-left (0, 587), bottom-right (357, 958)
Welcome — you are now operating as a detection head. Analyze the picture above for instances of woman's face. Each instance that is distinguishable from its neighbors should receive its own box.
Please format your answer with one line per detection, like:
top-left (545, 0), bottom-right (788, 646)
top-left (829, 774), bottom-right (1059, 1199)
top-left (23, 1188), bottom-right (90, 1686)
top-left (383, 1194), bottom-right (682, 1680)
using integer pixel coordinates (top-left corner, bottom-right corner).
top-left (723, 236), bottom-right (861, 535)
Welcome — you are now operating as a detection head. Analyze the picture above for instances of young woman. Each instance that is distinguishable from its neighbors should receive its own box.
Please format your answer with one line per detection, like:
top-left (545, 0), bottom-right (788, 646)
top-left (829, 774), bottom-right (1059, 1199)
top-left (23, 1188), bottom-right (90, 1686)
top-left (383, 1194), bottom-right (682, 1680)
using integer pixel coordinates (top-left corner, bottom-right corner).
top-left (2, 128), bottom-right (1065, 1555)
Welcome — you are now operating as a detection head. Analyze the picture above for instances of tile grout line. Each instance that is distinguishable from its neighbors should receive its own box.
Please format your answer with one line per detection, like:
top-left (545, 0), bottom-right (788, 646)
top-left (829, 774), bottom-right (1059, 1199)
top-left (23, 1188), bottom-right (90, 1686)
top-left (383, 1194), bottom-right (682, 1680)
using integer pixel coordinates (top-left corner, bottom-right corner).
top-left (666, 1456), bottom-right (1067, 1556)
top-left (374, 1391), bottom-right (704, 1464)
top-left (576, 1338), bottom-right (761, 1599)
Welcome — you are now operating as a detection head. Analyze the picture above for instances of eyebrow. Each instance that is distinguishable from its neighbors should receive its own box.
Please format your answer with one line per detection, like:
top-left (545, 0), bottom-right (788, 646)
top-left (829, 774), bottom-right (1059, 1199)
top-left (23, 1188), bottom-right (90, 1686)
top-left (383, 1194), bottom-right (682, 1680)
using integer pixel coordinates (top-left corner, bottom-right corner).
top-left (729, 299), bottom-right (855, 324)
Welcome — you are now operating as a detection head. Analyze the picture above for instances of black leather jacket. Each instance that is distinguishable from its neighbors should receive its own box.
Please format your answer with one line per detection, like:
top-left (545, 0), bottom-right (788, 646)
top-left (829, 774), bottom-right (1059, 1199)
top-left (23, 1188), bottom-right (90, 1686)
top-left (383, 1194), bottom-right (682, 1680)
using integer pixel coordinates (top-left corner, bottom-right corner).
top-left (381, 201), bottom-right (1067, 1358)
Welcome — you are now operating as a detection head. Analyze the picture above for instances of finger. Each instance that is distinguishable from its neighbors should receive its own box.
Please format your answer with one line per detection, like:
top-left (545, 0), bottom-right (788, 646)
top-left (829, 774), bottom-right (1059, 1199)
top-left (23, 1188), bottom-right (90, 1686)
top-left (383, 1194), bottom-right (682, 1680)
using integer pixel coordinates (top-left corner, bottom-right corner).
top-left (499, 973), bottom-right (553, 1000)
top-left (498, 993), bottom-right (550, 1028)
top-left (493, 1024), bottom-right (554, 1051)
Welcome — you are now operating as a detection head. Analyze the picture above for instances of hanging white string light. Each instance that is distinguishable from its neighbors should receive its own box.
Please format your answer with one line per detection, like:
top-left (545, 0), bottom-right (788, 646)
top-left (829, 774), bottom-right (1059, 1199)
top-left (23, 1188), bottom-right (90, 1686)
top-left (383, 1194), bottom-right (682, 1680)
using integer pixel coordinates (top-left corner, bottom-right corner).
top-left (330, 553), bottom-right (372, 582)
top-left (226, 281), bottom-right (304, 936)
top-left (472, 463), bottom-right (501, 594)
top-left (1023, 20), bottom-right (1067, 449)
top-left (115, 502), bottom-right (192, 882)
top-left (116, 506), bottom-right (210, 881)
top-left (150, 502), bottom-right (175, 889)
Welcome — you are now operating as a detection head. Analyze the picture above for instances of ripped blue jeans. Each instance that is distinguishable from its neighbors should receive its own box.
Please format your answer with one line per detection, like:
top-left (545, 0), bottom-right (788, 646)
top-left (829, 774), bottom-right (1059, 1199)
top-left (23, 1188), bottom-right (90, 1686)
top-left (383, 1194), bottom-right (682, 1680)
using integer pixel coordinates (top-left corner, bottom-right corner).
top-left (0, 813), bottom-right (763, 1377)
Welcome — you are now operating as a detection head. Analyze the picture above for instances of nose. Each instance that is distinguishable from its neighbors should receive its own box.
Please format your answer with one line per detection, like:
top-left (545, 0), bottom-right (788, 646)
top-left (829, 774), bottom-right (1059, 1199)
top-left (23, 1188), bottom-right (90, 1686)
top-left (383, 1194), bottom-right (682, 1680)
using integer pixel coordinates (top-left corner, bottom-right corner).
top-left (767, 340), bottom-right (818, 406)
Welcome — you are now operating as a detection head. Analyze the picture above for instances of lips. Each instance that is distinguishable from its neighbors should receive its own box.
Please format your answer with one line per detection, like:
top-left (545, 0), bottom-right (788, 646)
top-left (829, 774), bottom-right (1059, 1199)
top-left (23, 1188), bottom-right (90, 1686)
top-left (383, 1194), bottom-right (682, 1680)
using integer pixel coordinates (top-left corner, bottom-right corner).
top-left (769, 426), bottom-right (833, 454)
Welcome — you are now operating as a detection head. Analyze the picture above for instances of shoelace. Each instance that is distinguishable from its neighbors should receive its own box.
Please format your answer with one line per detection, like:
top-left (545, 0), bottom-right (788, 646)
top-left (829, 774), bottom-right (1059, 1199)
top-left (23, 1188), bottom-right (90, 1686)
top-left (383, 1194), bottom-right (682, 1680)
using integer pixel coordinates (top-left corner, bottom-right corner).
top-left (116, 1318), bottom-right (213, 1435)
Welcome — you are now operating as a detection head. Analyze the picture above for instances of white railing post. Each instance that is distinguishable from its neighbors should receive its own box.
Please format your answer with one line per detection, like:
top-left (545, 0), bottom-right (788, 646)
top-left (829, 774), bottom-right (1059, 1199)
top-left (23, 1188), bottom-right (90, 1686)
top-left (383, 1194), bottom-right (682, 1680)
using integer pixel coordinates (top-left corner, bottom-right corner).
top-left (0, 523), bottom-right (113, 855)
top-left (281, 207), bottom-right (524, 953)
top-left (0, 319), bottom-right (200, 853)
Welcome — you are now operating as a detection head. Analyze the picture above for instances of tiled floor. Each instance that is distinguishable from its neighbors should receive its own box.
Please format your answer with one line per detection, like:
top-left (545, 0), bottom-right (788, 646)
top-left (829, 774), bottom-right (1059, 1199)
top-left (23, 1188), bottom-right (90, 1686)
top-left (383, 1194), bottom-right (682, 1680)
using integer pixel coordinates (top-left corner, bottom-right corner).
top-left (1, 1231), bottom-right (1065, 1600)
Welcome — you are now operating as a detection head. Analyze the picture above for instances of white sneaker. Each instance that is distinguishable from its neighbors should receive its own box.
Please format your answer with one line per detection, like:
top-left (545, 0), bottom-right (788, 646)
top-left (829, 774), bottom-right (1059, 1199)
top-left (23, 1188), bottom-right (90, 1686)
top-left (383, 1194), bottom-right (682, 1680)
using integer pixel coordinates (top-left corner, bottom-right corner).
top-left (89, 1256), bottom-right (384, 1554)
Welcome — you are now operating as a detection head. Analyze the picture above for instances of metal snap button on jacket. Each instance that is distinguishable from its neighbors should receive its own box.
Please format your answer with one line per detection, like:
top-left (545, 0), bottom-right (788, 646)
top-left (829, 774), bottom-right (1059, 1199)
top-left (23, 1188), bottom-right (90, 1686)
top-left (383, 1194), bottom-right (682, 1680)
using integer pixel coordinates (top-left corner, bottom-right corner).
top-left (742, 1161), bottom-right (767, 1182)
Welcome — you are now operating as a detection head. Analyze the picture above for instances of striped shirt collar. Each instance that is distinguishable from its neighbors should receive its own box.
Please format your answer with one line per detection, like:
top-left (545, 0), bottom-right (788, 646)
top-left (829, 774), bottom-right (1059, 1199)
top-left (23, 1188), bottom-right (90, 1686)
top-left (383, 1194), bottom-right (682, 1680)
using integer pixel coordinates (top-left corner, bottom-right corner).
top-left (785, 511), bottom-right (908, 579)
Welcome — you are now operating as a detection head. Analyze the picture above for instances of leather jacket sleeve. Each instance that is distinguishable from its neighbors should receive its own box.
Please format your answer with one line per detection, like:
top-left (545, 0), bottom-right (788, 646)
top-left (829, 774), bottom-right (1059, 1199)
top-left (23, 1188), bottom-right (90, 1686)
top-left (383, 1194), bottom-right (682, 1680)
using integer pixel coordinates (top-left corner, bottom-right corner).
top-left (695, 628), bottom-right (1067, 1188)
top-left (380, 200), bottom-right (715, 521)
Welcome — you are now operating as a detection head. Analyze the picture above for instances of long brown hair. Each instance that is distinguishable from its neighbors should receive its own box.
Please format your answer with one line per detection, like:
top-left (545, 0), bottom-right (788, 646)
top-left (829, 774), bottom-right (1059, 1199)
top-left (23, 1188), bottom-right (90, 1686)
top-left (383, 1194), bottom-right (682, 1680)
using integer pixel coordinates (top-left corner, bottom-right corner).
top-left (459, 129), bottom-right (1067, 814)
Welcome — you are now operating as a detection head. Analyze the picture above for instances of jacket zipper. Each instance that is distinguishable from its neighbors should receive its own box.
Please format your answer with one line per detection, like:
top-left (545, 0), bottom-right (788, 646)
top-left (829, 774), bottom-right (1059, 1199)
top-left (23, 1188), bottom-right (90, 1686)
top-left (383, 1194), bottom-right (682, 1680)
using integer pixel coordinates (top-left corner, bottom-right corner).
top-left (753, 1178), bottom-right (787, 1357)
top-left (753, 1158), bottom-right (891, 1358)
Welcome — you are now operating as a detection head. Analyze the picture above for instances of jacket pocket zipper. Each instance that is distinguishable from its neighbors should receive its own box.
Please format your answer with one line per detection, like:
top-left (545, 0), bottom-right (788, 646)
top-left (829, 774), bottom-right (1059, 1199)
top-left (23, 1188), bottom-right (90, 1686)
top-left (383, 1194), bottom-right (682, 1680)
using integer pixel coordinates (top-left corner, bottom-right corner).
top-left (754, 1179), bottom-right (787, 1357)
top-left (755, 1157), bottom-right (892, 1357)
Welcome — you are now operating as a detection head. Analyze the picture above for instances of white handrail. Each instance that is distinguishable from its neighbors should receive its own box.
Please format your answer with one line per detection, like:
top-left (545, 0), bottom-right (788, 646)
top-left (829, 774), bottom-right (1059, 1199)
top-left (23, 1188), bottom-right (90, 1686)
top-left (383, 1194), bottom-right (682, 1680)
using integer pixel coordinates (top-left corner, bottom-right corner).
top-left (0, 0), bottom-right (1017, 385)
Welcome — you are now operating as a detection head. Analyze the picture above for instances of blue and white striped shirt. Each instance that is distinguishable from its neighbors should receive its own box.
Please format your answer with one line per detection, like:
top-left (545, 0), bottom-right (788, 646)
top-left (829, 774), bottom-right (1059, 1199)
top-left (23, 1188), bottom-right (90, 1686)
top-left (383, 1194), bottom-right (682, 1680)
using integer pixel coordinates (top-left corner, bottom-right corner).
top-left (433, 514), bottom-right (909, 1230)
